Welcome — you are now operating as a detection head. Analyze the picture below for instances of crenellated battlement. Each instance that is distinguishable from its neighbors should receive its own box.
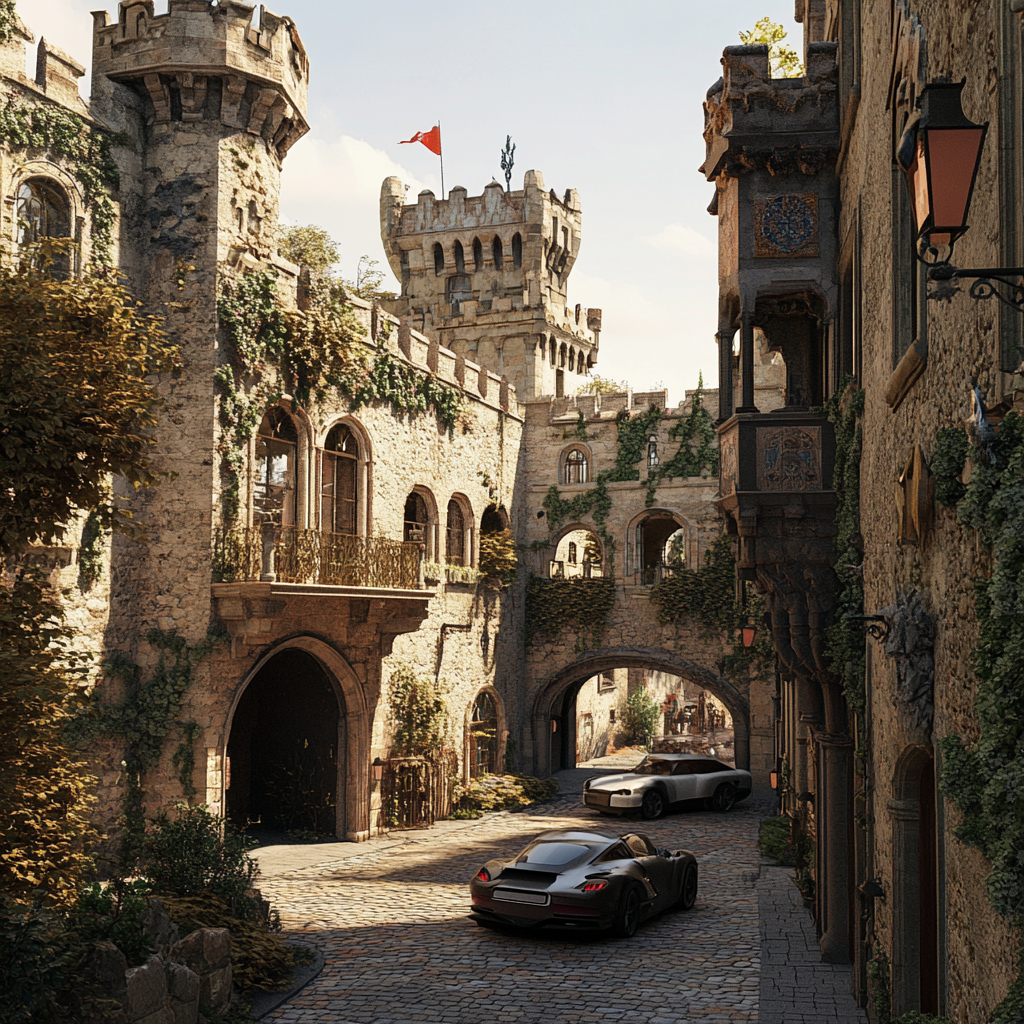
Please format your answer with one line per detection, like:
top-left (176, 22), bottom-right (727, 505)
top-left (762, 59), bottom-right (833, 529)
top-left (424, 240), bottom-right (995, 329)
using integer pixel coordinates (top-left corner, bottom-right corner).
top-left (92, 0), bottom-right (308, 158)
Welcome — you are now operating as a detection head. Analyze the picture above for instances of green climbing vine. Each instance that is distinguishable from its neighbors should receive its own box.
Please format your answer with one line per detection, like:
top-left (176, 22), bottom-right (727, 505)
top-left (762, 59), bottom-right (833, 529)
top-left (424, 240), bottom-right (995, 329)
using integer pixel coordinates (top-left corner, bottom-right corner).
top-left (936, 409), bottom-right (1024, 1024)
top-left (648, 536), bottom-right (774, 670)
top-left (524, 576), bottom-right (616, 648)
top-left (0, 104), bottom-right (123, 265)
top-left (0, 0), bottom-right (17, 43)
top-left (821, 379), bottom-right (866, 715)
top-left (931, 425), bottom-right (971, 508)
top-left (563, 411), bottom-right (590, 440)
top-left (388, 664), bottom-right (447, 756)
top-left (644, 377), bottom-right (720, 506)
top-left (71, 628), bottom-right (226, 868)
top-left (76, 511), bottom-right (108, 591)
top-left (172, 722), bottom-right (200, 803)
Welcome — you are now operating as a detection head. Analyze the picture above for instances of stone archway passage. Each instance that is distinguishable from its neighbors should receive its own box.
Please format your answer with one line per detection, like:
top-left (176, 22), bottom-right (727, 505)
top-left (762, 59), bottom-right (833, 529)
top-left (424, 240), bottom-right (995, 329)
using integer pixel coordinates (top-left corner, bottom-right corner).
top-left (530, 646), bottom-right (752, 778)
top-left (227, 649), bottom-right (342, 837)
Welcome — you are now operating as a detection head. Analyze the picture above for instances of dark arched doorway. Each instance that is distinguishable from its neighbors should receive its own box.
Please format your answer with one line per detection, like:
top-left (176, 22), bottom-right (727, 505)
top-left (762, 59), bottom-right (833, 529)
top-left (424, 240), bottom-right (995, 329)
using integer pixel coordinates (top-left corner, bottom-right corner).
top-left (227, 649), bottom-right (342, 837)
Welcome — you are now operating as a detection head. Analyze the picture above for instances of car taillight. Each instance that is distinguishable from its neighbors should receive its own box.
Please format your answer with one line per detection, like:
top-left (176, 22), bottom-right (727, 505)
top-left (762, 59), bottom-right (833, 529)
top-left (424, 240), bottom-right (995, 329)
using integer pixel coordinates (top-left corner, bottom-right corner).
top-left (582, 881), bottom-right (608, 891)
top-left (475, 867), bottom-right (490, 882)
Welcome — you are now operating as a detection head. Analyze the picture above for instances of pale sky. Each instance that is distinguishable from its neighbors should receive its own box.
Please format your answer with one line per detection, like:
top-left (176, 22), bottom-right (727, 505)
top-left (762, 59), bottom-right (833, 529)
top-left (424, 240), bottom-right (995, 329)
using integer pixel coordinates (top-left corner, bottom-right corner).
top-left (20, 0), bottom-right (800, 400)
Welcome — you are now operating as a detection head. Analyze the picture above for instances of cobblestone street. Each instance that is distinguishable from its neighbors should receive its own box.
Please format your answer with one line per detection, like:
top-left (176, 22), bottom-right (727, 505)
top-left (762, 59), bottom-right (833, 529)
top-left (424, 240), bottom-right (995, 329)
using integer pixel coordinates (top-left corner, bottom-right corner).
top-left (253, 769), bottom-right (866, 1024)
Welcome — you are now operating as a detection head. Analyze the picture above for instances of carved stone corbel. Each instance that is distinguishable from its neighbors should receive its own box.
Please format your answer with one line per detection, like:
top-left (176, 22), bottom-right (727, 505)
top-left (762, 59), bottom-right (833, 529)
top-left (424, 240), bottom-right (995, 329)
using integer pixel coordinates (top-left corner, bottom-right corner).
top-left (143, 73), bottom-right (171, 123)
top-left (221, 75), bottom-right (248, 128)
top-left (175, 72), bottom-right (207, 121)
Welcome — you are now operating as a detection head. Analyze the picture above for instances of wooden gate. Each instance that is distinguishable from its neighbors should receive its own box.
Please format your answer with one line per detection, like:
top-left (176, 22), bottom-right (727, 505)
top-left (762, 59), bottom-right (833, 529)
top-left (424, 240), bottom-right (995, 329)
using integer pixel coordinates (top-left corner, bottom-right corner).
top-left (381, 751), bottom-right (457, 829)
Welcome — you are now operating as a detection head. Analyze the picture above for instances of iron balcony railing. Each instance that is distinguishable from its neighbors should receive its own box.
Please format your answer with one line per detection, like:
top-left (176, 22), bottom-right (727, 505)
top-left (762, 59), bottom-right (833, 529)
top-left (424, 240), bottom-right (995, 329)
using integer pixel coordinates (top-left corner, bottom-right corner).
top-left (213, 525), bottom-right (422, 590)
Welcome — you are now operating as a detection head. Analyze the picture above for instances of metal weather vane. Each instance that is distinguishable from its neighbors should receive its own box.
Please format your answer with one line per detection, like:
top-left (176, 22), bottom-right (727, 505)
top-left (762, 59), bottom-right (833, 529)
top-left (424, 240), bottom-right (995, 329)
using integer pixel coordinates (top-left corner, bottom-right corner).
top-left (500, 135), bottom-right (516, 191)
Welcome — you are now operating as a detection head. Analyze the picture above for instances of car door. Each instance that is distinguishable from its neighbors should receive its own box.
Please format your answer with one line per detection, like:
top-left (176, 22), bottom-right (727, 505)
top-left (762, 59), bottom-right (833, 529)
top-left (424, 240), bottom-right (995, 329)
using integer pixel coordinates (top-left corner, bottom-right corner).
top-left (691, 759), bottom-right (722, 799)
top-left (632, 833), bottom-right (675, 912)
top-left (669, 760), bottom-right (698, 801)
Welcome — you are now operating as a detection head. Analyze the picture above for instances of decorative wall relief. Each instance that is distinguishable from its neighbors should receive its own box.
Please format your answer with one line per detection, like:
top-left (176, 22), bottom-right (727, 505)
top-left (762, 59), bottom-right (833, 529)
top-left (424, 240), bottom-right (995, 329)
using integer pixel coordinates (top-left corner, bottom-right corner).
top-left (754, 194), bottom-right (820, 258)
top-left (878, 591), bottom-right (936, 732)
top-left (720, 428), bottom-right (738, 495)
top-left (757, 425), bottom-right (822, 491)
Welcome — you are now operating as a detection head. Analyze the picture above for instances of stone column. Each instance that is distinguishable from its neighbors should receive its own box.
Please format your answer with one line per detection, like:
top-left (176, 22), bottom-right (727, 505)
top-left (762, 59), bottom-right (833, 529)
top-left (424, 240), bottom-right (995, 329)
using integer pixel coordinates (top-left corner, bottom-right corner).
top-left (717, 328), bottom-right (735, 421)
top-left (819, 732), bottom-right (854, 963)
top-left (737, 312), bottom-right (758, 413)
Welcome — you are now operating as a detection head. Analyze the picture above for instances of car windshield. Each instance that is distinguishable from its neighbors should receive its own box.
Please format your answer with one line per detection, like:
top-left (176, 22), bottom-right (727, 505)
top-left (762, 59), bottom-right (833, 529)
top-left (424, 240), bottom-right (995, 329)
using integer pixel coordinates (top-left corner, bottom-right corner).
top-left (516, 842), bottom-right (595, 867)
top-left (633, 758), bottom-right (674, 776)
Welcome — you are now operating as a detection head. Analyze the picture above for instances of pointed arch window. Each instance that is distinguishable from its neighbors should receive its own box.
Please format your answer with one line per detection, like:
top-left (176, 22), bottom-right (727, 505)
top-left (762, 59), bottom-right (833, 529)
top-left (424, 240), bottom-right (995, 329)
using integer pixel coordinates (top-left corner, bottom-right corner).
top-left (559, 342), bottom-right (568, 368)
top-left (17, 178), bottom-right (72, 277)
top-left (492, 235), bottom-right (504, 270)
top-left (454, 239), bottom-right (466, 275)
top-left (512, 232), bottom-right (522, 269)
top-left (446, 499), bottom-right (466, 566)
top-left (404, 491), bottom-right (429, 543)
top-left (255, 407), bottom-right (298, 525)
top-left (433, 242), bottom-right (444, 276)
top-left (569, 346), bottom-right (576, 372)
top-left (472, 237), bottom-right (483, 271)
top-left (469, 691), bottom-right (498, 777)
top-left (549, 337), bottom-right (556, 366)
top-left (321, 423), bottom-right (358, 536)
top-left (564, 447), bottom-right (589, 484)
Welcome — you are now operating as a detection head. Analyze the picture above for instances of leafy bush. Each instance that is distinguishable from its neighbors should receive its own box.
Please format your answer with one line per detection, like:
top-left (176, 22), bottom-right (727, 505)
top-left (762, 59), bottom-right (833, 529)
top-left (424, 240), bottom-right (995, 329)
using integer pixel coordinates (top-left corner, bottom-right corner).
top-left (620, 687), bottom-right (660, 749)
top-left (478, 530), bottom-right (519, 584)
top-left (0, 895), bottom-right (68, 1024)
top-left (453, 774), bottom-right (558, 815)
top-left (69, 880), bottom-right (151, 967)
top-left (388, 665), bottom-right (446, 757)
top-left (757, 815), bottom-right (794, 865)
top-left (139, 804), bottom-right (258, 907)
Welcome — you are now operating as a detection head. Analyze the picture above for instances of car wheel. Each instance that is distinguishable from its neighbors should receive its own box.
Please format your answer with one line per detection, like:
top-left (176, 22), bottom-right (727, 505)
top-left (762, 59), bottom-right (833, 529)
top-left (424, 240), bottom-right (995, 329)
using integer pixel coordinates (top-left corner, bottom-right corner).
top-left (612, 885), bottom-right (643, 938)
top-left (641, 789), bottom-right (665, 819)
top-left (677, 864), bottom-right (698, 911)
top-left (711, 784), bottom-right (736, 812)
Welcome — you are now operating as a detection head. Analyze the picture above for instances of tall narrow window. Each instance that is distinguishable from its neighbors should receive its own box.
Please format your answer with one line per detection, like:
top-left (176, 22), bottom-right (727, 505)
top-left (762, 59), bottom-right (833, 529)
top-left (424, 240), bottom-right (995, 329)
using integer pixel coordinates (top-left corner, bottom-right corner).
top-left (559, 343), bottom-right (567, 368)
top-left (433, 242), bottom-right (444, 276)
top-left (17, 179), bottom-right (71, 277)
top-left (454, 239), bottom-right (465, 275)
top-left (321, 424), bottom-right (358, 535)
top-left (577, 350), bottom-right (586, 374)
top-left (569, 346), bottom-right (576, 372)
top-left (472, 236), bottom-right (483, 271)
top-left (549, 337), bottom-right (556, 366)
top-left (556, 369), bottom-right (564, 398)
top-left (446, 499), bottom-right (466, 565)
top-left (404, 491), bottom-right (429, 543)
top-left (512, 232), bottom-right (522, 269)
top-left (254, 407), bottom-right (298, 525)
top-left (564, 448), bottom-right (589, 484)
top-left (568, 541), bottom-right (577, 565)
top-left (469, 692), bottom-right (498, 778)
top-left (492, 235), bottom-right (504, 269)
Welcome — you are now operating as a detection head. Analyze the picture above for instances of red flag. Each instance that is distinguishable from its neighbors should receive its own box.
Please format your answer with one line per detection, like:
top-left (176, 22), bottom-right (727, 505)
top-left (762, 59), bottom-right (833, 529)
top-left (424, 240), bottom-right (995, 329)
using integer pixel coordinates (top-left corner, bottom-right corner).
top-left (399, 126), bottom-right (441, 156)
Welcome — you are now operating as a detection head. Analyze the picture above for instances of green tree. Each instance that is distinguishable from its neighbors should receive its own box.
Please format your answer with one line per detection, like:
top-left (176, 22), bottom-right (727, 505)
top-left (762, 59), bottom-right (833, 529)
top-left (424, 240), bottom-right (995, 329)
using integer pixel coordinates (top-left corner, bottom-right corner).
top-left (0, 247), bottom-right (178, 555)
top-left (620, 686), bottom-right (660, 750)
top-left (739, 17), bottom-right (805, 78)
top-left (344, 254), bottom-right (395, 302)
top-left (279, 223), bottom-right (338, 277)
top-left (577, 375), bottom-right (628, 395)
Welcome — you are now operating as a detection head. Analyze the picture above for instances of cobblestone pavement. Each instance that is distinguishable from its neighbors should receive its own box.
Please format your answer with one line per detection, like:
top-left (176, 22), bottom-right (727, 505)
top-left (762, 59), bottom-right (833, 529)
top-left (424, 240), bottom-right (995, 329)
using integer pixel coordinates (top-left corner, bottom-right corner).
top-left (254, 769), bottom-right (863, 1024)
top-left (757, 867), bottom-right (867, 1024)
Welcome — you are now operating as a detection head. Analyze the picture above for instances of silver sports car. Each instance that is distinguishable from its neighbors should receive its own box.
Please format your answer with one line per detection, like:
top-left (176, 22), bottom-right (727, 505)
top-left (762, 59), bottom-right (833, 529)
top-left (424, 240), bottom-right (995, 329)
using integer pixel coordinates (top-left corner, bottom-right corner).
top-left (582, 753), bottom-right (752, 819)
top-left (469, 827), bottom-right (698, 938)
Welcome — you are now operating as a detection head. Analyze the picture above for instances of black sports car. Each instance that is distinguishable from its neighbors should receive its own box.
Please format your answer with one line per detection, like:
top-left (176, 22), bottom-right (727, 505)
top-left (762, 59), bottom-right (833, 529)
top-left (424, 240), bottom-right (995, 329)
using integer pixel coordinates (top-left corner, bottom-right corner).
top-left (469, 827), bottom-right (698, 938)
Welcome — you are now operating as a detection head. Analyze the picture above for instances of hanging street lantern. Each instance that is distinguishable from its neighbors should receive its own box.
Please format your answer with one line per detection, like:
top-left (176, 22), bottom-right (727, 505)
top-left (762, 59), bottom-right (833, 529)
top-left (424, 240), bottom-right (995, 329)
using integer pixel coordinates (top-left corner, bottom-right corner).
top-left (740, 617), bottom-right (756, 649)
top-left (899, 80), bottom-right (1024, 312)
top-left (372, 756), bottom-right (385, 783)
top-left (898, 80), bottom-right (987, 257)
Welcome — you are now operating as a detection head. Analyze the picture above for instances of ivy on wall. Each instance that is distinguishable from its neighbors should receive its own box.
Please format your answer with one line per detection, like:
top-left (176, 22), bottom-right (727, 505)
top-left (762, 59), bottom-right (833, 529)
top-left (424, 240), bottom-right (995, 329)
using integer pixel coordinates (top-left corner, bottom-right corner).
top-left (648, 535), bottom-right (774, 671)
top-left (0, 0), bottom-right (17, 43)
top-left (388, 664), bottom-right (446, 757)
top-left (524, 576), bottom-right (616, 649)
top-left (821, 379), bottom-right (866, 714)
top-left (931, 425), bottom-right (970, 508)
top-left (71, 629), bottom-right (225, 869)
top-left (936, 409), bottom-right (1024, 1024)
top-left (0, 104), bottom-right (122, 265)
top-left (76, 511), bottom-right (108, 592)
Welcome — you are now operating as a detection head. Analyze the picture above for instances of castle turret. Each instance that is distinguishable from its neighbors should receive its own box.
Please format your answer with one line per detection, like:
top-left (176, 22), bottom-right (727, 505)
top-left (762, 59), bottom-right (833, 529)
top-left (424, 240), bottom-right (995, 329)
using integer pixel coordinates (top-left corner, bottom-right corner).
top-left (380, 170), bottom-right (601, 400)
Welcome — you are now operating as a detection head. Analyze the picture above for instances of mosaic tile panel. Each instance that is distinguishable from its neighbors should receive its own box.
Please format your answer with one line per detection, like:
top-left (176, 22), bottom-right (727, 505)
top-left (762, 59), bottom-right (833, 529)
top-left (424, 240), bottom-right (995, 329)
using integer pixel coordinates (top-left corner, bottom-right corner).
top-left (754, 193), bottom-right (819, 258)
top-left (756, 425), bottom-right (822, 491)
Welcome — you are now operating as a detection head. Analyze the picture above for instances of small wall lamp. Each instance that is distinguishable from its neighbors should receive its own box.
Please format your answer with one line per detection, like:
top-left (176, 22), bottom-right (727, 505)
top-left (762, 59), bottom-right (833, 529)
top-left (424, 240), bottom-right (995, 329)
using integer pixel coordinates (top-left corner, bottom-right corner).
top-left (647, 435), bottom-right (659, 468)
top-left (740, 617), bottom-right (756, 648)
top-left (372, 756), bottom-right (384, 783)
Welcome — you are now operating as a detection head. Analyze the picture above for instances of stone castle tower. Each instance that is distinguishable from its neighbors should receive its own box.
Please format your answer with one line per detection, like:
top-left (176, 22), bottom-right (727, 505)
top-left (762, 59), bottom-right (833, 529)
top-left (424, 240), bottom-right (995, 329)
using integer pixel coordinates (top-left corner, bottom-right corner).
top-left (380, 171), bottom-right (601, 400)
top-left (85, 0), bottom-right (309, 663)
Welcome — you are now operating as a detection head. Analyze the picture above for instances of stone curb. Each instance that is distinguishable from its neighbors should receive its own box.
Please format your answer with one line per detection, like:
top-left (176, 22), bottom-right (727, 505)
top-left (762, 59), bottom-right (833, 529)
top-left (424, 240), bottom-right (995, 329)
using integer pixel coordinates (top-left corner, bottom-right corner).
top-left (249, 939), bottom-right (325, 1022)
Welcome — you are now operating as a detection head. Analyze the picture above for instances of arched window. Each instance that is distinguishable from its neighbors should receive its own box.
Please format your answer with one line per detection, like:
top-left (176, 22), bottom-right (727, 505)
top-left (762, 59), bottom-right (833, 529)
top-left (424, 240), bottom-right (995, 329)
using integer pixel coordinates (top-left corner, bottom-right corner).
top-left (480, 503), bottom-right (505, 534)
top-left (548, 337), bottom-right (556, 366)
top-left (321, 424), bottom-right (358, 536)
top-left (559, 343), bottom-right (568, 368)
top-left (511, 232), bottom-right (522, 269)
top-left (404, 491), bottom-right (429, 543)
top-left (472, 236), bottom-right (483, 271)
top-left (577, 350), bottom-right (586, 374)
top-left (255, 407), bottom-right (298, 525)
top-left (446, 498), bottom-right (465, 565)
top-left (17, 178), bottom-right (72, 277)
top-left (492, 235), bottom-right (504, 270)
top-left (568, 541), bottom-right (577, 565)
top-left (454, 239), bottom-right (466, 275)
top-left (469, 691), bottom-right (498, 778)
top-left (433, 242), bottom-right (444, 276)
top-left (569, 346), bottom-right (576, 372)
top-left (564, 447), bottom-right (589, 484)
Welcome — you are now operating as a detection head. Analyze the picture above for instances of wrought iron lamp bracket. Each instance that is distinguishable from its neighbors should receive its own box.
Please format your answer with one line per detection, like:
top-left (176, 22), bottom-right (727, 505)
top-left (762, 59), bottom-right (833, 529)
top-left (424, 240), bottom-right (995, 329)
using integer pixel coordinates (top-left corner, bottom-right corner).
top-left (928, 265), bottom-right (1024, 314)
top-left (844, 613), bottom-right (891, 643)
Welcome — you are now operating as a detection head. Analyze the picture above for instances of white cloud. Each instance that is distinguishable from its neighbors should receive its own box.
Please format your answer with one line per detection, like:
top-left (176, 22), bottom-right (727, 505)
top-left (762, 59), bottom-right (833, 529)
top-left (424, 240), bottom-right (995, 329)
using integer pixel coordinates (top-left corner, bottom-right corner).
top-left (280, 134), bottom-right (428, 287)
top-left (648, 222), bottom-right (717, 258)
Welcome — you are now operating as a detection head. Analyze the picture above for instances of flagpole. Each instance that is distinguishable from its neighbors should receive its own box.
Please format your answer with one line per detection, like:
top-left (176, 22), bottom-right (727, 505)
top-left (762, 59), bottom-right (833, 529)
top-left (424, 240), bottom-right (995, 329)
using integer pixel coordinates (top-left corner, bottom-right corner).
top-left (438, 120), bottom-right (445, 197)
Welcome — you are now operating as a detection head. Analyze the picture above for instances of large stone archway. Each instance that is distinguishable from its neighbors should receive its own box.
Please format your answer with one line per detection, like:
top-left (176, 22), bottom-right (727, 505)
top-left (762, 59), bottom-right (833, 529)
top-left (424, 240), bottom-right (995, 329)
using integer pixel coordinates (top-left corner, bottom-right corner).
top-left (221, 637), bottom-right (372, 841)
top-left (528, 645), bottom-right (753, 778)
